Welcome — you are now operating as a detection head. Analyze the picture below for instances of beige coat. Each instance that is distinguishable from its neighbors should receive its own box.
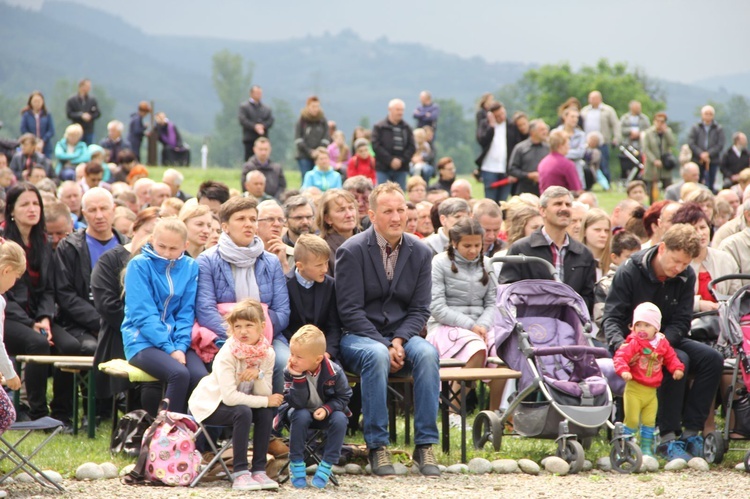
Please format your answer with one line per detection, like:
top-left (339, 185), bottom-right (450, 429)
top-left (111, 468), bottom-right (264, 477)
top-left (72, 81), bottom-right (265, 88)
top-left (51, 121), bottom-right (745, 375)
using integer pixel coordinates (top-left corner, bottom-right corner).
top-left (188, 337), bottom-right (275, 423)
top-left (581, 103), bottom-right (620, 143)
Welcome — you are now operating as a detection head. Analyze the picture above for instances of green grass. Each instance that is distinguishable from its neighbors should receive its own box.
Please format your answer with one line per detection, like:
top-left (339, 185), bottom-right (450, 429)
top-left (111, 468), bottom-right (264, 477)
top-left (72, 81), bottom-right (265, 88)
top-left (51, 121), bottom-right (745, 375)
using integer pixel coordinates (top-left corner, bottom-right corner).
top-left (145, 164), bottom-right (628, 211)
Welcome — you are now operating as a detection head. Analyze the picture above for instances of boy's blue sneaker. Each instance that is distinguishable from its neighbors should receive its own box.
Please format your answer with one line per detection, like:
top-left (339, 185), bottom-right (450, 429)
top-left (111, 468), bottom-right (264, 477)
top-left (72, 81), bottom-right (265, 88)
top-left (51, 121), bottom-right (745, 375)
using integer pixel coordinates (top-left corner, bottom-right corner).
top-left (681, 435), bottom-right (703, 458)
top-left (655, 439), bottom-right (692, 462)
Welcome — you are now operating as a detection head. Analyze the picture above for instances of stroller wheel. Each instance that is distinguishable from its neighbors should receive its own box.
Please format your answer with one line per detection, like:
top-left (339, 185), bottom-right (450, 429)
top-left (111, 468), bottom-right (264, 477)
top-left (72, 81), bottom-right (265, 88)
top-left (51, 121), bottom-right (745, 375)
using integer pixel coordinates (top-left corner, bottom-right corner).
top-left (703, 431), bottom-right (725, 464)
top-left (609, 440), bottom-right (642, 474)
top-left (472, 410), bottom-right (503, 451)
top-left (744, 450), bottom-right (750, 472)
top-left (556, 440), bottom-right (585, 474)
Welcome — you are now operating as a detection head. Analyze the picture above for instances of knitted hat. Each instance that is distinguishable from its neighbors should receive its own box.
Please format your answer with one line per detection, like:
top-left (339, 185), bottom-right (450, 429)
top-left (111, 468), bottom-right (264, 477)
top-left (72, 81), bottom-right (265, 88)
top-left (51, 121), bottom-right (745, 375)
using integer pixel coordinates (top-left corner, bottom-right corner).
top-left (632, 302), bottom-right (661, 331)
top-left (354, 138), bottom-right (369, 150)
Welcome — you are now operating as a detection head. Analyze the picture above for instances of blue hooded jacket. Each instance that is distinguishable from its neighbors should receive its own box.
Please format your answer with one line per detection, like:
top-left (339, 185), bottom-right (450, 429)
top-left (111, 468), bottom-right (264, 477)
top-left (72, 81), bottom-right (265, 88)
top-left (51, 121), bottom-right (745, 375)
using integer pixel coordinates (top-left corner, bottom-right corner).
top-left (121, 243), bottom-right (199, 360)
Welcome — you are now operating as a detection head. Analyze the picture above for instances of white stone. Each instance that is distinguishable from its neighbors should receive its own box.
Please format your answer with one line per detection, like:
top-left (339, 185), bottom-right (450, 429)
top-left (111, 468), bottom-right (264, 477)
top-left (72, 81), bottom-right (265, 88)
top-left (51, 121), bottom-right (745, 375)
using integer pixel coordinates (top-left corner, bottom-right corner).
top-left (37, 470), bottom-right (63, 484)
top-left (437, 464), bottom-right (447, 473)
top-left (491, 459), bottom-right (519, 474)
top-left (344, 463), bottom-right (363, 475)
top-left (331, 465), bottom-right (346, 475)
top-left (664, 458), bottom-right (687, 471)
top-left (306, 464), bottom-right (318, 475)
top-left (365, 464), bottom-right (372, 475)
top-left (76, 462), bottom-right (104, 481)
top-left (687, 457), bottom-right (709, 471)
top-left (100, 462), bottom-right (119, 479)
top-left (445, 464), bottom-right (468, 474)
top-left (642, 456), bottom-right (659, 472)
top-left (582, 460), bottom-right (593, 472)
top-left (15, 473), bottom-right (35, 483)
top-left (596, 457), bottom-right (611, 472)
top-left (517, 459), bottom-right (540, 475)
top-left (543, 456), bottom-right (570, 476)
top-left (393, 463), bottom-right (408, 476)
top-left (120, 464), bottom-right (135, 477)
top-left (468, 458), bottom-right (492, 474)
top-left (540, 456), bottom-right (552, 467)
top-left (735, 462), bottom-right (746, 471)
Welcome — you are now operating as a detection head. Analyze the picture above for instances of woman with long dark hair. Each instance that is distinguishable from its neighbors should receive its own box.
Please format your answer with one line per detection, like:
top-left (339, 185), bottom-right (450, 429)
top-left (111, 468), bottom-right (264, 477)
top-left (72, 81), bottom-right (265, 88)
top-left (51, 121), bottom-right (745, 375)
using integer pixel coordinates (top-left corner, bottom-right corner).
top-left (2, 183), bottom-right (79, 427)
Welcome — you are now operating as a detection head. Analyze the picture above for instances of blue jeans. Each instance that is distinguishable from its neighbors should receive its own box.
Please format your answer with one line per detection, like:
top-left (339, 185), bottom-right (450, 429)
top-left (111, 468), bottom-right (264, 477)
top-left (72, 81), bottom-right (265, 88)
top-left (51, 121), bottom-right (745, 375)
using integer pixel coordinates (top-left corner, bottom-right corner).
top-left (272, 338), bottom-right (290, 394)
top-left (339, 334), bottom-right (439, 449)
top-left (699, 163), bottom-right (719, 193)
top-left (129, 347), bottom-right (208, 414)
top-left (297, 158), bottom-right (314, 179)
top-left (82, 132), bottom-right (95, 146)
top-left (288, 408), bottom-right (348, 464)
top-left (481, 171), bottom-right (512, 202)
top-left (599, 145), bottom-right (611, 182)
top-left (376, 170), bottom-right (408, 190)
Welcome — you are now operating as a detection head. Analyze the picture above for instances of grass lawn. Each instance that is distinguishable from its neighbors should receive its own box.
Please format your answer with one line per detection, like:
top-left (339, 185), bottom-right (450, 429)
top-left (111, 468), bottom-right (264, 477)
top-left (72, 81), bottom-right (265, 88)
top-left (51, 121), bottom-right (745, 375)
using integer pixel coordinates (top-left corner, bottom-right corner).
top-left (146, 165), bottom-right (629, 212)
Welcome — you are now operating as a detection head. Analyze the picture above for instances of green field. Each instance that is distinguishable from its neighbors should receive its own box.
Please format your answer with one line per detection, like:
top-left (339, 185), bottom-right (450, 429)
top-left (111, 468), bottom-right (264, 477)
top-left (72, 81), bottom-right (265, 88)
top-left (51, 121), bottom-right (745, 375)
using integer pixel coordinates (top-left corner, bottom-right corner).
top-left (147, 165), bottom-right (629, 213)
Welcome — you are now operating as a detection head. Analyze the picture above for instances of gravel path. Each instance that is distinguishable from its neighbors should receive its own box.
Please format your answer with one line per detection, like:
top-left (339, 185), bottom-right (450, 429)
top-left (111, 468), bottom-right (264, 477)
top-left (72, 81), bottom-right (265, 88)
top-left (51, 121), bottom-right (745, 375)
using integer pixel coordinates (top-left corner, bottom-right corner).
top-left (5, 470), bottom-right (747, 498)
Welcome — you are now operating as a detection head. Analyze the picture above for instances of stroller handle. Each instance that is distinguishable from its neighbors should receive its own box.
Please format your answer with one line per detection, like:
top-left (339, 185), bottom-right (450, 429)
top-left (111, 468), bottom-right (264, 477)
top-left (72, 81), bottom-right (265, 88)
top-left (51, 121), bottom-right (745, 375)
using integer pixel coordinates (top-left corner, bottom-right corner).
top-left (489, 255), bottom-right (559, 282)
top-left (532, 345), bottom-right (611, 360)
top-left (710, 274), bottom-right (750, 290)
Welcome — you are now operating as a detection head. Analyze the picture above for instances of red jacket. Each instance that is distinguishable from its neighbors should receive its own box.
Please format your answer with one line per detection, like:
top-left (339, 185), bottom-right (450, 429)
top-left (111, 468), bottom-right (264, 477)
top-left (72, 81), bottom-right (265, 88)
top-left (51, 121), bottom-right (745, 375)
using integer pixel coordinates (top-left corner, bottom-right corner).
top-left (347, 155), bottom-right (376, 184)
top-left (613, 332), bottom-right (684, 388)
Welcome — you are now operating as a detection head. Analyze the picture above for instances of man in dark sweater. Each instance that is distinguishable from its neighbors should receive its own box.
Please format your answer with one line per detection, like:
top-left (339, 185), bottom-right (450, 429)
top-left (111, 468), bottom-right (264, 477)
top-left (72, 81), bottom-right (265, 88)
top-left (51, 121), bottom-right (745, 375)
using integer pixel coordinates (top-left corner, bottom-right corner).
top-left (65, 79), bottom-right (100, 145)
top-left (507, 119), bottom-right (550, 195)
top-left (240, 137), bottom-right (286, 199)
top-left (238, 86), bottom-right (274, 161)
top-left (371, 99), bottom-right (415, 190)
top-left (603, 223), bottom-right (723, 462)
top-left (720, 132), bottom-right (749, 188)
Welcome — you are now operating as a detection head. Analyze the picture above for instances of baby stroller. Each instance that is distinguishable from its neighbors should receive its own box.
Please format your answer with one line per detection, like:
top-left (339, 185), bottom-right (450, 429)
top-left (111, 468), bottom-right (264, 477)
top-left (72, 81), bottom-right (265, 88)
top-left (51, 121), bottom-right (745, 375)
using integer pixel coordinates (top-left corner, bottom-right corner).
top-left (473, 255), bottom-right (641, 473)
top-left (701, 274), bottom-right (750, 467)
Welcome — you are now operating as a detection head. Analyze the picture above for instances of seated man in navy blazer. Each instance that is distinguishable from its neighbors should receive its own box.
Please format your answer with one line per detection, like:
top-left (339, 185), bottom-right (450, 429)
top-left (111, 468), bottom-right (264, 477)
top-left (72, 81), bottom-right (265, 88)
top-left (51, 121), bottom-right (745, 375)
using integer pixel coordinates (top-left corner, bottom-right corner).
top-left (335, 182), bottom-right (440, 477)
top-left (282, 233), bottom-right (342, 360)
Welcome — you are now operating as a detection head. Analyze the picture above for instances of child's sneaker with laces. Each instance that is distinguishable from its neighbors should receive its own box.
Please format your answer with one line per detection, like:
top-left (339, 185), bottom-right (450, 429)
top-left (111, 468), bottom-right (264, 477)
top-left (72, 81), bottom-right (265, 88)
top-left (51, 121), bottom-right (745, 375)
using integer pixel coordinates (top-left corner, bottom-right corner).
top-left (232, 472), bottom-right (262, 491)
top-left (655, 439), bottom-right (692, 462)
top-left (681, 435), bottom-right (703, 458)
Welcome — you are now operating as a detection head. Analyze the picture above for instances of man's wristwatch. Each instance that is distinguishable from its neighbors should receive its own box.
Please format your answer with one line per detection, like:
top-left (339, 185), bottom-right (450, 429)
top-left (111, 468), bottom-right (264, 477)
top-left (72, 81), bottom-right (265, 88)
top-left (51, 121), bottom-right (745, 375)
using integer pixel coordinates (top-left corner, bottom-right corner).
top-left (258, 371), bottom-right (264, 379)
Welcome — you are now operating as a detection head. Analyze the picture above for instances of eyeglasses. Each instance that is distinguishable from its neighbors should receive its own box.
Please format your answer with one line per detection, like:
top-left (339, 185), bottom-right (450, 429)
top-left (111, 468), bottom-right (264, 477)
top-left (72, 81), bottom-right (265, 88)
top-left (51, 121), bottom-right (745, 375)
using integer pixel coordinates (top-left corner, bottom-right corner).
top-left (258, 217), bottom-right (286, 225)
top-left (287, 215), bottom-right (314, 221)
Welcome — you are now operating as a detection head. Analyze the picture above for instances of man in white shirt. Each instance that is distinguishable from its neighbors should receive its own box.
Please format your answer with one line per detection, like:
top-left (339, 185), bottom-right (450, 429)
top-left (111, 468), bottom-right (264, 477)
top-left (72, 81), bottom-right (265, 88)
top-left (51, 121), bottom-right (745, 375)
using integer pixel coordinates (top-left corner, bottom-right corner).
top-left (475, 102), bottom-right (516, 202)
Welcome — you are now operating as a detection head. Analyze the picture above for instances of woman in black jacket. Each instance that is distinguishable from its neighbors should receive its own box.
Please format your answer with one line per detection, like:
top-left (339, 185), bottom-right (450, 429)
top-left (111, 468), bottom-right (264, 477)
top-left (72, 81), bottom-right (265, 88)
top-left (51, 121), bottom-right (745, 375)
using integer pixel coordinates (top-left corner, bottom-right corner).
top-left (294, 96), bottom-right (330, 178)
top-left (2, 183), bottom-right (79, 425)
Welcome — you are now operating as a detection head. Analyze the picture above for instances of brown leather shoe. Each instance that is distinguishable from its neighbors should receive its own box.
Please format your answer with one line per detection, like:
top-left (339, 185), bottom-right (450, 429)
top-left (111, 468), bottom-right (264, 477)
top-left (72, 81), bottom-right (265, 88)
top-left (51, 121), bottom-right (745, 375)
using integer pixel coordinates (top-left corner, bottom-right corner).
top-left (267, 437), bottom-right (290, 458)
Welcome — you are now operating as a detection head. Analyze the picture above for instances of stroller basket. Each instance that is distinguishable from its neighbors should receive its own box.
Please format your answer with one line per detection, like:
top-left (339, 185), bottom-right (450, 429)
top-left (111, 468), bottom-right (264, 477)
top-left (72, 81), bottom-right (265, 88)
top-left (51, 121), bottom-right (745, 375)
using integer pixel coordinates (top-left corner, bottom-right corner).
top-left (513, 399), bottom-right (602, 439)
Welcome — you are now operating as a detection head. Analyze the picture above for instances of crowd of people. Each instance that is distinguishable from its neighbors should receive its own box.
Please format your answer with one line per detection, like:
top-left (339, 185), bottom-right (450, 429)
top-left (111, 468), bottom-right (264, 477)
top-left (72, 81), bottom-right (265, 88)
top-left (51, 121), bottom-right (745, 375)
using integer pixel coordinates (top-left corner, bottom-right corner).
top-left (0, 79), bottom-right (750, 489)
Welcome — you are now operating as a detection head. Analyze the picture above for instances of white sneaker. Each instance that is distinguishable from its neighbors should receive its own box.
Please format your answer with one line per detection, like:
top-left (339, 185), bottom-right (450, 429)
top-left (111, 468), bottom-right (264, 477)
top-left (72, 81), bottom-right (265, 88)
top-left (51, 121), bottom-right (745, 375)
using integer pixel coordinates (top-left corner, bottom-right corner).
top-left (232, 472), bottom-right (262, 491)
top-left (449, 413), bottom-right (463, 429)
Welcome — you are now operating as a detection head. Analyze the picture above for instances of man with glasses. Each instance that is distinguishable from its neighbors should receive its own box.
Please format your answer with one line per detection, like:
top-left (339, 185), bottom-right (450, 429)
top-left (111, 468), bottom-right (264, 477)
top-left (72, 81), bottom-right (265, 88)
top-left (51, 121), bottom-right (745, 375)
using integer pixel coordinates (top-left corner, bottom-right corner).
top-left (258, 199), bottom-right (292, 273)
top-left (282, 195), bottom-right (315, 249)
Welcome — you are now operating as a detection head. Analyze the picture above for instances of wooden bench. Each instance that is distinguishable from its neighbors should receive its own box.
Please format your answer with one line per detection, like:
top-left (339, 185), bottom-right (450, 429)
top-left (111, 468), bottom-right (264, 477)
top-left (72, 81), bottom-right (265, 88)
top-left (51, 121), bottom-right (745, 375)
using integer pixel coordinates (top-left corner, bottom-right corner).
top-left (439, 367), bottom-right (521, 463)
top-left (15, 355), bottom-right (96, 439)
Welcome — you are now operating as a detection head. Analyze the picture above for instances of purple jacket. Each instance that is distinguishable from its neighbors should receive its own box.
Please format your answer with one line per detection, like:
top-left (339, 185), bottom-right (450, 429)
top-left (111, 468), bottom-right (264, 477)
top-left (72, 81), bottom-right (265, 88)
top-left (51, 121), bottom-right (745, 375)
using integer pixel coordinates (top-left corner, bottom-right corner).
top-left (538, 151), bottom-right (582, 193)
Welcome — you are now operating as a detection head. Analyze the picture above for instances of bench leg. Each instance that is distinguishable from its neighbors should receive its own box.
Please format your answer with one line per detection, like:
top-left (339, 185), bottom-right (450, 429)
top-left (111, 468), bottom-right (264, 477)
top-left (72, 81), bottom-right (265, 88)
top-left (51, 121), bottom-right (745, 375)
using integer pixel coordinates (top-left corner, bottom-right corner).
top-left (441, 381), bottom-right (450, 454)
top-left (87, 370), bottom-right (96, 439)
top-left (72, 372), bottom-right (79, 436)
top-left (404, 382), bottom-right (412, 446)
top-left (460, 381), bottom-right (467, 464)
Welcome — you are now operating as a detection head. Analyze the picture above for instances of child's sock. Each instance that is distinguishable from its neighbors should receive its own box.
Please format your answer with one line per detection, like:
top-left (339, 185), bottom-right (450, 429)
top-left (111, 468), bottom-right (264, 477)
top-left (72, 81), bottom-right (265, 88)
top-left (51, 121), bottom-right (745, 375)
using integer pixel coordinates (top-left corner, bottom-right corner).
top-left (640, 425), bottom-right (655, 457)
top-left (311, 460), bottom-right (333, 489)
top-left (681, 429), bottom-right (699, 439)
top-left (289, 460), bottom-right (307, 489)
top-left (623, 426), bottom-right (636, 437)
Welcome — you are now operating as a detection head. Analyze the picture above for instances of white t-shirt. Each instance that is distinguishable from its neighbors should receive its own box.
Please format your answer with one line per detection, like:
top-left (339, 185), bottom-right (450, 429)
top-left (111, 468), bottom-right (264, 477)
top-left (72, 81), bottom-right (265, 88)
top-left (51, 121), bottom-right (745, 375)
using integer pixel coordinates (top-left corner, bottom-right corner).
top-left (584, 108), bottom-right (602, 134)
top-left (482, 122), bottom-right (508, 173)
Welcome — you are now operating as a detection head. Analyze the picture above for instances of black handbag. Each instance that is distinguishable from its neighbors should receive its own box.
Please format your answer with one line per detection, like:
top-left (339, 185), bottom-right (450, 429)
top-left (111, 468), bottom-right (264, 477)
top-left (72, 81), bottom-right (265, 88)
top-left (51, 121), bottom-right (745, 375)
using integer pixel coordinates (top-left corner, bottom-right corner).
top-left (661, 153), bottom-right (677, 171)
top-left (689, 311), bottom-right (721, 343)
top-left (111, 409), bottom-right (154, 457)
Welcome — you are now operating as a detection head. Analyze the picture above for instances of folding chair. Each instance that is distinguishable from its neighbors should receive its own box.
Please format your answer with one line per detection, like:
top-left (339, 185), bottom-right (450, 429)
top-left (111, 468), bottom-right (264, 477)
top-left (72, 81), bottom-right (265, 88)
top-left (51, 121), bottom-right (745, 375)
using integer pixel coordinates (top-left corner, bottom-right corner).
top-left (277, 427), bottom-right (339, 487)
top-left (0, 417), bottom-right (66, 492)
top-left (189, 422), bottom-right (234, 488)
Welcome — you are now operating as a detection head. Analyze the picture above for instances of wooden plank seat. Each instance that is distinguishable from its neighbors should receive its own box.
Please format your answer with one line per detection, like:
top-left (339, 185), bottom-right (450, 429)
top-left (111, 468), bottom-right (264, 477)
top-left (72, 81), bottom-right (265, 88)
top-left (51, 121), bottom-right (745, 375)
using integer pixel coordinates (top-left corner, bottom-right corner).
top-left (439, 367), bottom-right (521, 463)
top-left (14, 356), bottom-right (96, 439)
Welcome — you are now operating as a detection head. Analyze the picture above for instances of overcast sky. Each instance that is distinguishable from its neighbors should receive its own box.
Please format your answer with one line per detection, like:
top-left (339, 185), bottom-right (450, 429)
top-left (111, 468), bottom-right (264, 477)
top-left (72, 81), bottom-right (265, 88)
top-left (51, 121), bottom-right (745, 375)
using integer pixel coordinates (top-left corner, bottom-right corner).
top-left (10, 0), bottom-right (749, 84)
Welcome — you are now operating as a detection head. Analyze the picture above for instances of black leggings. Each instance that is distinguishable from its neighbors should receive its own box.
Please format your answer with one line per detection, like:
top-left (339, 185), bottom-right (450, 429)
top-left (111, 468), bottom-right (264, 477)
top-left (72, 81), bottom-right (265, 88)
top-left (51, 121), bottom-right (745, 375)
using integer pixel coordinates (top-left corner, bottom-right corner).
top-left (3, 320), bottom-right (93, 422)
top-left (129, 348), bottom-right (207, 415)
top-left (203, 403), bottom-right (273, 473)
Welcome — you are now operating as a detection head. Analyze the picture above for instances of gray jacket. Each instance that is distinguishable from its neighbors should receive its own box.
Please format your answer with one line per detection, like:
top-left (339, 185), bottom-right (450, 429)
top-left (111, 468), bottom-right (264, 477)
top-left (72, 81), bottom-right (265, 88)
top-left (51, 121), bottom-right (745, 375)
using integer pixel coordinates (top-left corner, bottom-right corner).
top-left (508, 138), bottom-right (550, 195)
top-left (423, 229), bottom-right (449, 256)
top-left (619, 112), bottom-right (651, 149)
top-left (688, 121), bottom-right (725, 164)
top-left (428, 252), bottom-right (496, 332)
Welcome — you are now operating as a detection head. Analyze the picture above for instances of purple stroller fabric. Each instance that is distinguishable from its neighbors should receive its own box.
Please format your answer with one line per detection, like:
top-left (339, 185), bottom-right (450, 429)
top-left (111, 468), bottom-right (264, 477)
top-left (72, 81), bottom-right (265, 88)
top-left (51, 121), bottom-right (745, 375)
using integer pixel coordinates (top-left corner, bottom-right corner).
top-left (494, 280), bottom-right (611, 398)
